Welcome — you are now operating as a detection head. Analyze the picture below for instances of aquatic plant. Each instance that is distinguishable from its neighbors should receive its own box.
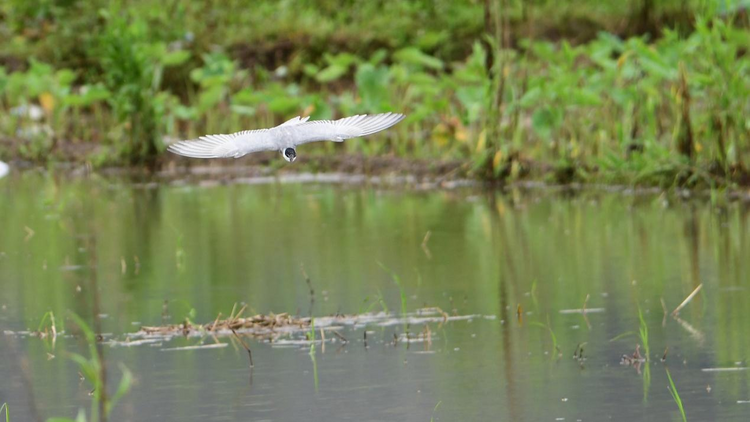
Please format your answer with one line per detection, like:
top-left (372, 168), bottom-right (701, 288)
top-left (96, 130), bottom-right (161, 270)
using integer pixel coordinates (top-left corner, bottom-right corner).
top-left (638, 307), bottom-right (650, 361)
top-left (667, 368), bottom-right (687, 422)
top-left (530, 317), bottom-right (560, 360)
top-left (1, 403), bottom-right (8, 422)
top-left (377, 262), bottom-right (408, 317)
top-left (308, 316), bottom-right (319, 392)
top-left (430, 401), bottom-right (442, 422)
top-left (54, 312), bottom-right (132, 422)
top-left (37, 310), bottom-right (58, 335)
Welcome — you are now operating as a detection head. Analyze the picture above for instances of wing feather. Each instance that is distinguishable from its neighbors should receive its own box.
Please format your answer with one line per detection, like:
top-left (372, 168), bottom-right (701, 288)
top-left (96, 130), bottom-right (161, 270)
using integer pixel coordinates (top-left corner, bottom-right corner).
top-left (167, 129), bottom-right (276, 159)
top-left (293, 112), bottom-right (405, 145)
top-left (167, 113), bottom-right (405, 159)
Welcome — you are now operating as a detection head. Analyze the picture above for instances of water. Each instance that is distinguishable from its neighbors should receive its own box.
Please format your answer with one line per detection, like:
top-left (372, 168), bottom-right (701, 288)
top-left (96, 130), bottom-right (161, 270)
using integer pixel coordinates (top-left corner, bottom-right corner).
top-left (1, 171), bottom-right (749, 421)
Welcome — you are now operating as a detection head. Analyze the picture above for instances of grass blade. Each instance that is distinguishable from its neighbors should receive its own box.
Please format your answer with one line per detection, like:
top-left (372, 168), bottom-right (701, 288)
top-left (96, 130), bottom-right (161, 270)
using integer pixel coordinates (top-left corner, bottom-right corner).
top-left (666, 368), bottom-right (687, 422)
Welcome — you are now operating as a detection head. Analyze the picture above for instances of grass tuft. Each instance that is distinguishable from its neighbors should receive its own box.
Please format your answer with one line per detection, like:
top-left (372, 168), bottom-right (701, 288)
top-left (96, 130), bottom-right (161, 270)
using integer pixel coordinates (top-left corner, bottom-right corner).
top-left (667, 368), bottom-right (687, 422)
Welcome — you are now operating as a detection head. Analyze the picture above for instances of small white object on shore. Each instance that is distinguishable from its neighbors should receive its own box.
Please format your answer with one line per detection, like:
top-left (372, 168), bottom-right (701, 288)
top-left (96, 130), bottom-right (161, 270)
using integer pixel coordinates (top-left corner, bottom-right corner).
top-left (0, 161), bottom-right (9, 179)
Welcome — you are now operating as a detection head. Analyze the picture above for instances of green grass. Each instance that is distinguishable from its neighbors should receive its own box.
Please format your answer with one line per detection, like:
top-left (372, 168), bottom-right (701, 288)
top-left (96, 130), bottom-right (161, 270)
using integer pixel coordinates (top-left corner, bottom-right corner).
top-left (430, 401), bottom-right (442, 422)
top-left (52, 312), bottom-right (133, 422)
top-left (377, 262), bottom-right (408, 317)
top-left (530, 317), bottom-right (560, 359)
top-left (667, 368), bottom-right (688, 422)
top-left (308, 316), bottom-right (319, 393)
top-left (37, 310), bottom-right (57, 334)
top-left (638, 307), bottom-right (650, 361)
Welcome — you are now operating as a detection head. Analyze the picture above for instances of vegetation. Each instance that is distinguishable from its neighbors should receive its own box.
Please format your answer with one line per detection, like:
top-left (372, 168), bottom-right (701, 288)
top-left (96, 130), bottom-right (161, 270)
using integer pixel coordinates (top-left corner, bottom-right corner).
top-left (666, 368), bottom-right (688, 422)
top-left (1, 1), bottom-right (750, 187)
top-left (49, 313), bottom-right (133, 422)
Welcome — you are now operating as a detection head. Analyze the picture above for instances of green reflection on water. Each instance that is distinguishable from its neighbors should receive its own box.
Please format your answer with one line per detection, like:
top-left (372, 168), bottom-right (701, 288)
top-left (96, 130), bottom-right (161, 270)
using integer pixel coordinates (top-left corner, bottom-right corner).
top-left (1, 172), bottom-right (750, 420)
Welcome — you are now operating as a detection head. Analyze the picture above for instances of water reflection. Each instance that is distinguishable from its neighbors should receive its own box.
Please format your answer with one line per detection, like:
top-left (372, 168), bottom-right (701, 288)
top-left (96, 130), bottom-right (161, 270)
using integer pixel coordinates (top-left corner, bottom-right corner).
top-left (0, 172), bottom-right (749, 421)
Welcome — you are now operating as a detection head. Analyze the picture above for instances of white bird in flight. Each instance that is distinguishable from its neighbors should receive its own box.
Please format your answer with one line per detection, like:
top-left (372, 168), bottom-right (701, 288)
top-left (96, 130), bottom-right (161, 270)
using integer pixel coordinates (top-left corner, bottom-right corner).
top-left (167, 112), bottom-right (405, 162)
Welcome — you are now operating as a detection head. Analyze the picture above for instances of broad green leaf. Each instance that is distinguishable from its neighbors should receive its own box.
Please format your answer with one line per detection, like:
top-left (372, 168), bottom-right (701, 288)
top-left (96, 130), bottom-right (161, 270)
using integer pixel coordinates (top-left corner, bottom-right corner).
top-left (315, 64), bottom-right (348, 83)
top-left (162, 50), bottom-right (191, 67)
top-left (394, 47), bottom-right (444, 70)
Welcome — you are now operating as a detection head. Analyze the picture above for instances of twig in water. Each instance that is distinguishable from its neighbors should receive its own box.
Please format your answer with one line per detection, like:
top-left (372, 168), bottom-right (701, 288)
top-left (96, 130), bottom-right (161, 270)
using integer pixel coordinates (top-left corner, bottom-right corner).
top-left (516, 304), bottom-right (523, 325)
top-left (161, 300), bottom-right (169, 322)
top-left (421, 231), bottom-right (432, 259)
top-left (332, 331), bottom-right (348, 343)
top-left (582, 294), bottom-right (590, 313)
top-left (582, 294), bottom-right (592, 330)
top-left (364, 331), bottom-right (368, 348)
top-left (228, 303), bottom-right (238, 322)
top-left (423, 324), bottom-right (432, 350)
top-left (232, 304), bottom-right (247, 325)
top-left (210, 313), bottom-right (223, 332)
top-left (573, 343), bottom-right (587, 361)
top-left (24, 226), bottom-right (35, 242)
top-left (231, 329), bottom-right (254, 368)
top-left (661, 297), bottom-right (668, 327)
top-left (662, 347), bottom-right (669, 362)
top-left (672, 283), bottom-right (703, 316)
top-left (302, 264), bottom-right (315, 315)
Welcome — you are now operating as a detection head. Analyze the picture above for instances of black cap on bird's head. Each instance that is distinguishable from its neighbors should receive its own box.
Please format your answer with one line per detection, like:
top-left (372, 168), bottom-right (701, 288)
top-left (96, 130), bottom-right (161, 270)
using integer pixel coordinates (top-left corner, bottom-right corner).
top-left (282, 147), bottom-right (297, 162)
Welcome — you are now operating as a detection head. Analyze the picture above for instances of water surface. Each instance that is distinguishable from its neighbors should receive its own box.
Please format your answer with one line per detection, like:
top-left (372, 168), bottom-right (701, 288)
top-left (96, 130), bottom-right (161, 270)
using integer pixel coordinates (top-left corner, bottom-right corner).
top-left (1, 171), bottom-right (749, 421)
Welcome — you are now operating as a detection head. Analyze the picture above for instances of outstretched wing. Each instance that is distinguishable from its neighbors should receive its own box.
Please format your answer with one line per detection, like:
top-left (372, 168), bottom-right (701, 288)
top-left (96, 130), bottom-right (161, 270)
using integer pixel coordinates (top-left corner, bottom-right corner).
top-left (167, 129), bottom-right (277, 158)
top-left (293, 112), bottom-right (405, 146)
top-left (167, 116), bottom-right (312, 159)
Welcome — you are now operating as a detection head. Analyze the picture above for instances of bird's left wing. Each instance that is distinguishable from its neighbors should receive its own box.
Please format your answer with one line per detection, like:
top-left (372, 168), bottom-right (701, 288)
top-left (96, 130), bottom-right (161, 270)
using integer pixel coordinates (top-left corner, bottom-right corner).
top-left (167, 129), bottom-right (277, 159)
top-left (292, 112), bottom-right (405, 146)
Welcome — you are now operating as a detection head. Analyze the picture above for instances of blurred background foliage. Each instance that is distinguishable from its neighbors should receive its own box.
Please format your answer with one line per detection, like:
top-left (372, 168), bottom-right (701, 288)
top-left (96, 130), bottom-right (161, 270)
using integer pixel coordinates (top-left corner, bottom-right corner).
top-left (1, 0), bottom-right (750, 186)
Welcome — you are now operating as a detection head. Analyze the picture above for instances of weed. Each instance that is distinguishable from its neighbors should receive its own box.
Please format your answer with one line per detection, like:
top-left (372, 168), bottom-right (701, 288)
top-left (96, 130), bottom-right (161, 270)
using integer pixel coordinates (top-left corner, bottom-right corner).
top-left (638, 307), bottom-right (650, 361)
top-left (58, 312), bottom-right (132, 422)
top-left (308, 316), bottom-right (319, 392)
top-left (1, 2), bottom-right (750, 186)
top-left (377, 262), bottom-right (407, 317)
top-left (430, 401), bottom-right (442, 422)
top-left (667, 368), bottom-right (687, 422)
top-left (530, 317), bottom-right (560, 359)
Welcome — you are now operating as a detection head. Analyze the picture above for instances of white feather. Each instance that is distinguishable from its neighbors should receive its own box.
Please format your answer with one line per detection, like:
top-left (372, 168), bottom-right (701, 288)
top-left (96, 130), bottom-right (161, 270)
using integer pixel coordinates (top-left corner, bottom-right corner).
top-left (167, 112), bottom-right (405, 159)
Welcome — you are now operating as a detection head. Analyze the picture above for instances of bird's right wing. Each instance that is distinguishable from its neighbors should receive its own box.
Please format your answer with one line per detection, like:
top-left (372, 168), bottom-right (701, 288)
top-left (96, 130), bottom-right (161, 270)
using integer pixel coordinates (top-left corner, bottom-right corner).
top-left (167, 129), bottom-right (277, 159)
top-left (293, 112), bottom-right (405, 146)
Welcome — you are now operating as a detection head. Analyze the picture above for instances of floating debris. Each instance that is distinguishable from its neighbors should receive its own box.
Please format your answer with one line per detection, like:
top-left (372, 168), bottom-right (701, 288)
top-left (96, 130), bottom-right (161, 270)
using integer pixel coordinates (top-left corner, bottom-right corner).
top-left (701, 367), bottom-right (749, 372)
top-left (107, 338), bottom-right (163, 347)
top-left (161, 343), bottom-right (228, 351)
top-left (672, 284), bottom-right (703, 316)
top-left (621, 344), bottom-right (647, 366)
top-left (559, 308), bottom-right (605, 314)
top-left (130, 308), bottom-right (486, 346)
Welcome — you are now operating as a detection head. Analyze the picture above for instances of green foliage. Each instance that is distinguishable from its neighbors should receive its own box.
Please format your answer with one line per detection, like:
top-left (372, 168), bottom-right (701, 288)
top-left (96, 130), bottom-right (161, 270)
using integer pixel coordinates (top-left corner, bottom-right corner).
top-left (667, 368), bottom-right (687, 422)
top-left (638, 307), bottom-right (650, 360)
top-left (377, 262), bottom-right (407, 317)
top-left (0, 1), bottom-right (749, 186)
top-left (59, 312), bottom-right (132, 422)
top-left (95, 9), bottom-right (162, 162)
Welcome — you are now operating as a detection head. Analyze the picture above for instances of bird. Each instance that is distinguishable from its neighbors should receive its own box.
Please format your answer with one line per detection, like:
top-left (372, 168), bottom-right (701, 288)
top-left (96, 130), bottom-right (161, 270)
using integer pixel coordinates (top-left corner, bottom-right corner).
top-left (167, 112), bottom-right (405, 162)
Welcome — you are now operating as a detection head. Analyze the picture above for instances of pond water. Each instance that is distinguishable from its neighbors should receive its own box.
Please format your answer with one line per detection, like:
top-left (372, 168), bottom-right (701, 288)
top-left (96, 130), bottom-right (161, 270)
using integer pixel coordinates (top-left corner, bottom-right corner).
top-left (1, 171), bottom-right (749, 421)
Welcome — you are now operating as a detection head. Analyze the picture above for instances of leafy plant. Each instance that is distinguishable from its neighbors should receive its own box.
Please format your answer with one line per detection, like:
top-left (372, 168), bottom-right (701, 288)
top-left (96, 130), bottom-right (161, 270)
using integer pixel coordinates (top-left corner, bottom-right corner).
top-left (53, 312), bottom-right (132, 422)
